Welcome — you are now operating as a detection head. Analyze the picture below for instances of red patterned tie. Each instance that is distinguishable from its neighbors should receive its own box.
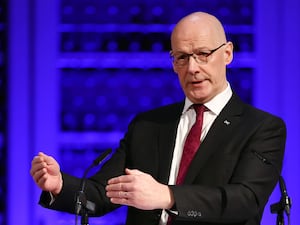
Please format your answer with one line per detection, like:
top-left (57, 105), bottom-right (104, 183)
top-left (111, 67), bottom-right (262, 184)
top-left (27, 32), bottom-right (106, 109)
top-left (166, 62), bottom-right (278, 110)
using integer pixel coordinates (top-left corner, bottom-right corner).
top-left (176, 104), bottom-right (205, 185)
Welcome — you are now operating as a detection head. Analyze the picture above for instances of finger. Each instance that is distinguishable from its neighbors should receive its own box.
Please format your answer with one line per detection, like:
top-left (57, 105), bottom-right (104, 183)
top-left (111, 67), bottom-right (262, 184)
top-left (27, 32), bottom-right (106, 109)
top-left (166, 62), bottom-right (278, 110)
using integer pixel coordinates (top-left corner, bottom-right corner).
top-left (106, 183), bottom-right (121, 191)
top-left (36, 173), bottom-right (50, 188)
top-left (125, 168), bottom-right (144, 175)
top-left (31, 155), bottom-right (45, 166)
top-left (107, 176), bottom-right (120, 185)
top-left (32, 167), bottom-right (48, 184)
top-left (107, 190), bottom-right (131, 200)
top-left (108, 174), bottom-right (132, 185)
top-left (38, 152), bottom-right (45, 157)
top-left (106, 189), bottom-right (120, 198)
top-left (37, 152), bottom-right (56, 166)
top-left (30, 161), bottom-right (47, 176)
top-left (106, 182), bottom-right (130, 192)
top-left (31, 153), bottom-right (52, 172)
top-left (110, 198), bottom-right (129, 206)
top-left (37, 152), bottom-right (49, 161)
top-left (109, 193), bottom-right (134, 206)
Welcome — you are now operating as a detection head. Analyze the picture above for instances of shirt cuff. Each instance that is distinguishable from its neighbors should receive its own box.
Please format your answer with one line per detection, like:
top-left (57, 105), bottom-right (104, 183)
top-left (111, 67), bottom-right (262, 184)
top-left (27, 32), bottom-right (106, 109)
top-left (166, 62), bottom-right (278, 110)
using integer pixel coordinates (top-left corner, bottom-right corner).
top-left (49, 192), bottom-right (56, 205)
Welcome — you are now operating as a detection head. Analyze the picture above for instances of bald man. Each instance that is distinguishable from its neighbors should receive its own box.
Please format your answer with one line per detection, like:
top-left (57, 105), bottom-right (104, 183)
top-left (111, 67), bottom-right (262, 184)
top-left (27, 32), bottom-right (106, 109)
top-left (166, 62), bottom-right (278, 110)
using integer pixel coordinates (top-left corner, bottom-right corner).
top-left (31, 12), bottom-right (286, 225)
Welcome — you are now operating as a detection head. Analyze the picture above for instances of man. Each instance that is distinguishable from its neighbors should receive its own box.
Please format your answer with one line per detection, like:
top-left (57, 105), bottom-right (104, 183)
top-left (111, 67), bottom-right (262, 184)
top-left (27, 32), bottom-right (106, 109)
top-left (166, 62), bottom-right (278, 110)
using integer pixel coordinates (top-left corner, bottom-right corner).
top-left (30, 12), bottom-right (286, 225)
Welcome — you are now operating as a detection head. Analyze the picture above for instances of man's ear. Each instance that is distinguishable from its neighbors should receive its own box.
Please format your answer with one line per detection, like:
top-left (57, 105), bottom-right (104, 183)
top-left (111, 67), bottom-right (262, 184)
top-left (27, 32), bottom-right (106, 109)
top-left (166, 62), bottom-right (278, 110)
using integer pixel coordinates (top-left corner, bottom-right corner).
top-left (224, 41), bottom-right (234, 65)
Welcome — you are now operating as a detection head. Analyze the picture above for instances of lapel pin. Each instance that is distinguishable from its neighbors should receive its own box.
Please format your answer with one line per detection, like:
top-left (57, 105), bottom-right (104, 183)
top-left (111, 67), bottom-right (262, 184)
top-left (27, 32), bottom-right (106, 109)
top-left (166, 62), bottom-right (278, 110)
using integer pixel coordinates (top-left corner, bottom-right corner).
top-left (224, 120), bottom-right (231, 125)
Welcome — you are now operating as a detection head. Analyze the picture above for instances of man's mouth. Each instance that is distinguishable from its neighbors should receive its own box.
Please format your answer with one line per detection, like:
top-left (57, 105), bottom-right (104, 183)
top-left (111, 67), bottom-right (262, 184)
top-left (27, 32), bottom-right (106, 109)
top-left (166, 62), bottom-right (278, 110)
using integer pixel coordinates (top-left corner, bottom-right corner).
top-left (191, 79), bottom-right (205, 84)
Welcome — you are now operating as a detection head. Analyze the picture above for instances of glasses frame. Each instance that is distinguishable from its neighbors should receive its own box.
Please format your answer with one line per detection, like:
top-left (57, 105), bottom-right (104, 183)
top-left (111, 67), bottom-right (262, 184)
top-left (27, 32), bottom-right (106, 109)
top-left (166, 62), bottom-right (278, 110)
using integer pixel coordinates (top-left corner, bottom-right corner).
top-left (170, 43), bottom-right (226, 67)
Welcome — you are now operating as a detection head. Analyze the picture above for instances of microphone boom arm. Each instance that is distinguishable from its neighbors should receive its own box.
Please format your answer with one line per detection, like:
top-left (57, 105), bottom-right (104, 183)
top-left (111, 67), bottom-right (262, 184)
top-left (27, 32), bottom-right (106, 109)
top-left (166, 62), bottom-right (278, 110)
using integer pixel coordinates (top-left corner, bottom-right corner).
top-left (252, 151), bottom-right (292, 225)
top-left (75, 148), bottom-right (112, 225)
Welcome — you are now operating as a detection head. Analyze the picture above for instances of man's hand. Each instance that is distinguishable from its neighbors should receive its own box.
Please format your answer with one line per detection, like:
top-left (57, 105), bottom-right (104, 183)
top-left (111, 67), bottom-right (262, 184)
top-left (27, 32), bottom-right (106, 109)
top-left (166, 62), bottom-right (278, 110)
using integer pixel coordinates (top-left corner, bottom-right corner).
top-left (30, 152), bottom-right (63, 195)
top-left (106, 168), bottom-right (174, 210)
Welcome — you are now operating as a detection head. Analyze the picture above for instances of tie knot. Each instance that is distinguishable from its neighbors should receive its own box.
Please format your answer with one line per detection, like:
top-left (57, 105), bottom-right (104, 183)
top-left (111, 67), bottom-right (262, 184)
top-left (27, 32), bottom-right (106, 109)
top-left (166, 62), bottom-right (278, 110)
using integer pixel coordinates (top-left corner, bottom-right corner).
top-left (193, 104), bottom-right (205, 115)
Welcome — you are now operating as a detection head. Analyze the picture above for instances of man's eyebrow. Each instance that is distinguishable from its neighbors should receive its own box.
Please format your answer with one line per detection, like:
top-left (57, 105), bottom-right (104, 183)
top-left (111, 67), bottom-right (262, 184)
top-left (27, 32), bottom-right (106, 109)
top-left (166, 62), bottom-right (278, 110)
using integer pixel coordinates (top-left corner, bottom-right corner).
top-left (173, 51), bottom-right (187, 54)
top-left (171, 50), bottom-right (188, 55)
top-left (194, 47), bottom-right (211, 51)
top-left (172, 47), bottom-right (211, 54)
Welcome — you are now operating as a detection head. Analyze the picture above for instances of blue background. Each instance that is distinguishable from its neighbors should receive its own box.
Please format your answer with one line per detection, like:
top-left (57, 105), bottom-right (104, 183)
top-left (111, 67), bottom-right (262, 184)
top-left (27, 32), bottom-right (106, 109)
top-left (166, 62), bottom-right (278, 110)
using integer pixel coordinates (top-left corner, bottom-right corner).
top-left (3, 0), bottom-right (300, 224)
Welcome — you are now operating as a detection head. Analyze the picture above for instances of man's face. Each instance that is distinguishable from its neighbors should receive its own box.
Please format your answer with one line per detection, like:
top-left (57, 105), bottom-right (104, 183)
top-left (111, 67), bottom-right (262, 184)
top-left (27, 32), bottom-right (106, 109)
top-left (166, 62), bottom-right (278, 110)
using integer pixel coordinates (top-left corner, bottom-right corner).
top-left (171, 23), bottom-right (233, 104)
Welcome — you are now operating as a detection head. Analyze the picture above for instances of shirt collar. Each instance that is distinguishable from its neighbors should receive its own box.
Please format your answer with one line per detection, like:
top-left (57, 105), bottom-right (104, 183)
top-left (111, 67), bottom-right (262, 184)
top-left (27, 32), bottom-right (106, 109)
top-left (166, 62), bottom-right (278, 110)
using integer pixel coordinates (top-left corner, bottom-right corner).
top-left (182, 82), bottom-right (233, 115)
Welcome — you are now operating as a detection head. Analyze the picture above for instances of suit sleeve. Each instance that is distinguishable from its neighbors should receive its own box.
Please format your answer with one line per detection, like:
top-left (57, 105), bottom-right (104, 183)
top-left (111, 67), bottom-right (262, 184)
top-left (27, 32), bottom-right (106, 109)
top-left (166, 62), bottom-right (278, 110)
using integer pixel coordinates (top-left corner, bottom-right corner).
top-left (169, 114), bottom-right (286, 223)
top-left (39, 138), bottom-right (128, 216)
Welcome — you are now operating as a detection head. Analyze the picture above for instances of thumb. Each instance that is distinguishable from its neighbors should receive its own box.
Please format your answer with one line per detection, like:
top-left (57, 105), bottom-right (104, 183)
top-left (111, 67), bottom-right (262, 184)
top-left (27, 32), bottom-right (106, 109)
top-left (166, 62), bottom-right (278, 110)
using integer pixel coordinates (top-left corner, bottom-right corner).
top-left (38, 152), bottom-right (56, 165)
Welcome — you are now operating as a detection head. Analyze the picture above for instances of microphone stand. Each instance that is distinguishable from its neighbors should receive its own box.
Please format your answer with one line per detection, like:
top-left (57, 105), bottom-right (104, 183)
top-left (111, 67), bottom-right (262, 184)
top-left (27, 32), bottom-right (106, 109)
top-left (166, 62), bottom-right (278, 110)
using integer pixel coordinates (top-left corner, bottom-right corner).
top-left (270, 176), bottom-right (292, 225)
top-left (75, 189), bottom-right (96, 225)
top-left (271, 200), bottom-right (284, 225)
top-left (252, 150), bottom-right (292, 225)
top-left (75, 149), bottom-right (112, 225)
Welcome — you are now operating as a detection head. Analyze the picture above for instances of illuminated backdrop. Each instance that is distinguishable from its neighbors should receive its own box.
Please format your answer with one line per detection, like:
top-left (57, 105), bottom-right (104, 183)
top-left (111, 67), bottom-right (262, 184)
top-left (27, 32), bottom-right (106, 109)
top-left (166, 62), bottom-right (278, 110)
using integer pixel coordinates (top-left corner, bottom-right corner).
top-left (4, 0), bottom-right (300, 225)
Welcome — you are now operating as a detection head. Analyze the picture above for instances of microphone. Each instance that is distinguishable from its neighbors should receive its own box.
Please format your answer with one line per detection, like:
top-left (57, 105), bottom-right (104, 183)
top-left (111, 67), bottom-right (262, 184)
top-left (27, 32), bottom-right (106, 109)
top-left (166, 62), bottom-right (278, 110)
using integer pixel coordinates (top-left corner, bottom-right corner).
top-left (252, 150), bottom-right (291, 224)
top-left (79, 148), bottom-right (112, 194)
top-left (75, 148), bottom-right (112, 224)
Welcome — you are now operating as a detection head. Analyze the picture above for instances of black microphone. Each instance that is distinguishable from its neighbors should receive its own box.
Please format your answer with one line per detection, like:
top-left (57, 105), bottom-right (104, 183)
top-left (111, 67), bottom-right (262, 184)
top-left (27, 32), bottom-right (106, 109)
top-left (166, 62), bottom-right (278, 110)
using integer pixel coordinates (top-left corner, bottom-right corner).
top-left (252, 150), bottom-right (291, 224)
top-left (75, 148), bottom-right (112, 224)
top-left (79, 148), bottom-right (112, 194)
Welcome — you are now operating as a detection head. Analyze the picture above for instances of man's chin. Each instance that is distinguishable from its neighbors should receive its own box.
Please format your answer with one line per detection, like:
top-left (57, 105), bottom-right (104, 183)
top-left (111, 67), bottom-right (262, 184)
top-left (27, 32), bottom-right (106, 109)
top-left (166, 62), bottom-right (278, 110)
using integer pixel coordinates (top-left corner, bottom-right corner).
top-left (187, 93), bottom-right (208, 104)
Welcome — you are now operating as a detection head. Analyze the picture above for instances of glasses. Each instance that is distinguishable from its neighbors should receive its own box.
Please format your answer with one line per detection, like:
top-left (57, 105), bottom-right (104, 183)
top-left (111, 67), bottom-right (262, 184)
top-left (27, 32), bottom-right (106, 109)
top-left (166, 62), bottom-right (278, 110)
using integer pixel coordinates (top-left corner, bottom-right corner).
top-left (170, 43), bottom-right (226, 67)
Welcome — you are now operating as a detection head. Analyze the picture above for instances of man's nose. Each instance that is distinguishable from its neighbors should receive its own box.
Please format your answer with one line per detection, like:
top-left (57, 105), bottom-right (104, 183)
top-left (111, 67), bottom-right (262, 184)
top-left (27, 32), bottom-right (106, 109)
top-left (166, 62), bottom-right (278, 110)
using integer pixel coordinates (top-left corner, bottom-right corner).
top-left (187, 54), bottom-right (200, 73)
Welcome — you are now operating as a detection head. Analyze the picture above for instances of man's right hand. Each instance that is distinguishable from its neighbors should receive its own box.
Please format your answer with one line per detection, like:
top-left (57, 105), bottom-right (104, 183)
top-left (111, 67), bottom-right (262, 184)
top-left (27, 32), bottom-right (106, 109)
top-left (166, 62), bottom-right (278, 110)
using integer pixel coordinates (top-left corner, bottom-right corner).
top-left (30, 152), bottom-right (63, 196)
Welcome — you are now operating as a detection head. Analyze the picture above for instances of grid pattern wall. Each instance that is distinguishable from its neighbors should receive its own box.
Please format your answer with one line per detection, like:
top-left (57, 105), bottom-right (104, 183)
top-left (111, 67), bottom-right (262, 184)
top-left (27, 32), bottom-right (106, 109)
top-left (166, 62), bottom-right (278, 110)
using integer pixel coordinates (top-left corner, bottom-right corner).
top-left (58, 1), bottom-right (254, 223)
top-left (0, 0), bottom-right (6, 224)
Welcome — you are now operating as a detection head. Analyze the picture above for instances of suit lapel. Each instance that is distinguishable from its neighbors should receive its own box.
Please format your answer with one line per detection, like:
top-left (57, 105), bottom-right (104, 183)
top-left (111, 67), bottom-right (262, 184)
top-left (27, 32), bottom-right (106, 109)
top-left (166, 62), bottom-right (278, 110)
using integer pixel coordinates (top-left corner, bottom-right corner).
top-left (156, 103), bottom-right (183, 184)
top-left (184, 94), bottom-right (245, 184)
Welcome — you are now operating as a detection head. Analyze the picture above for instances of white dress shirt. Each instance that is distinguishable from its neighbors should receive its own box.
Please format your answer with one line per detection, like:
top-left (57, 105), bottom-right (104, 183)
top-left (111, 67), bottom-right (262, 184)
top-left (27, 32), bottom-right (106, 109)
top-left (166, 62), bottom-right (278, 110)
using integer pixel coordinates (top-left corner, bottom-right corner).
top-left (159, 83), bottom-right (233, 225)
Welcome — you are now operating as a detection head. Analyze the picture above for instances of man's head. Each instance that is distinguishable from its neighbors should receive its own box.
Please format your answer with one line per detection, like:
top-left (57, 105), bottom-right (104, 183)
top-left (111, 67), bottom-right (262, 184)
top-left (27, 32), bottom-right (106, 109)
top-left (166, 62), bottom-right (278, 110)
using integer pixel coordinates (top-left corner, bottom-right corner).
top-left (171, 12), bottom-right (233, 104)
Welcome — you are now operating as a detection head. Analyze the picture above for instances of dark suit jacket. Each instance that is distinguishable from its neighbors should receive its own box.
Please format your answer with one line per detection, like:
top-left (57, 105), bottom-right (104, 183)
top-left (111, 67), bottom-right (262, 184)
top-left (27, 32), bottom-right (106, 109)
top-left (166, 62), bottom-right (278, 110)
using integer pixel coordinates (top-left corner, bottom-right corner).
top-left (40, 93), bottom-right (286, 225)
